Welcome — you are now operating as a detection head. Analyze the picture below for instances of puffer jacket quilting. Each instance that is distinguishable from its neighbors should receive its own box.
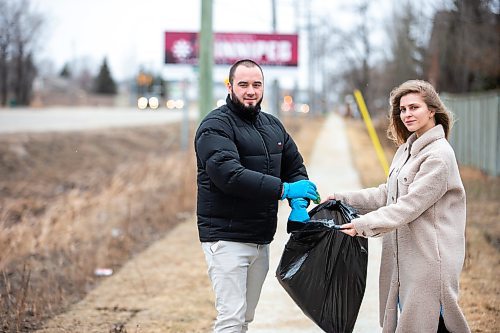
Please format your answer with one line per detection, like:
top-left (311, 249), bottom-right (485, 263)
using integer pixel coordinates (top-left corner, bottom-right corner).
top-left (195, 97), bottom-right (308, 244)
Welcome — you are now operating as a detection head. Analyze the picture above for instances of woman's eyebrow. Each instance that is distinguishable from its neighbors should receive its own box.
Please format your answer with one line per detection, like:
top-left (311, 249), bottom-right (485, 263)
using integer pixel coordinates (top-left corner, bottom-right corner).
top-left (400, 102), bottom-right (419, 108)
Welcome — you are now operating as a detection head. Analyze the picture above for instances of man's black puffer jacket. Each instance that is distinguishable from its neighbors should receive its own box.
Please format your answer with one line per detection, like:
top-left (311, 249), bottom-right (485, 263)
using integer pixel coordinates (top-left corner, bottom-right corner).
top-left (195, 95), bottom-right (308, 244)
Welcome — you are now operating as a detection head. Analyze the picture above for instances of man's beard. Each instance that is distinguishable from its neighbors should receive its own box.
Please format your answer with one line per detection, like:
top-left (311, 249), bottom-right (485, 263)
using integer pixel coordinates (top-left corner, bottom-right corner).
top-left (230, 91), bottom-right (262, 118)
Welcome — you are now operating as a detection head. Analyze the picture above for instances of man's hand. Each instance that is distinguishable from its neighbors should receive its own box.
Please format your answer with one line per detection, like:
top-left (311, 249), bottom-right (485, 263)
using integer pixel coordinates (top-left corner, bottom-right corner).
top-left (288, 198), bottom-right (309, 222)
top-left (282, 180), bottom-right (319, 201)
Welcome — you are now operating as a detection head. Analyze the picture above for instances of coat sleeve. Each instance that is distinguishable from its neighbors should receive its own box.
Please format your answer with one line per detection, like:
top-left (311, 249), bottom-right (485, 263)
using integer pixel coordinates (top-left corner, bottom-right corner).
top-left (334, 183), bottom-right (388, 215)
top-left (195, 118), bottom-right (282, 200)
top-left (353, 156), bottom-right (449, 237)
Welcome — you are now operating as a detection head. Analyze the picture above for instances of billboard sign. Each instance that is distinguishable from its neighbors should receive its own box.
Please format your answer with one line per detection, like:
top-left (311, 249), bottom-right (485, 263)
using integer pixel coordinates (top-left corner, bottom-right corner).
top-left (165, 32), bottom-right (298, 66)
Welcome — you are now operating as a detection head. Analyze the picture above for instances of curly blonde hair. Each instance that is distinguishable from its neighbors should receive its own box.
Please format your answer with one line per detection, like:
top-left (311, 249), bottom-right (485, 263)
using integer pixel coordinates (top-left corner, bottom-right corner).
top-left (387, 80), bottom-right (453, 145)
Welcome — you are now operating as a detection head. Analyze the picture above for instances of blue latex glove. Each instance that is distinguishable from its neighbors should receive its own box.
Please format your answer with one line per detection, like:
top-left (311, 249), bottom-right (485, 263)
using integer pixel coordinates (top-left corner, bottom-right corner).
top-left (288, 198), bottom-right (310, 222)
top-left (289, 198), bottom-right (310, 209)
top-left (281, 180), bottom-right (319, 201)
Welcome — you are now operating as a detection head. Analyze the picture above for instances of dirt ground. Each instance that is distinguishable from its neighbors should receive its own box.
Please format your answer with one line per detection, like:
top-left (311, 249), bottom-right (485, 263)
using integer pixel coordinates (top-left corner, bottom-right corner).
top-left (1, 114), bottom-right (498, 332)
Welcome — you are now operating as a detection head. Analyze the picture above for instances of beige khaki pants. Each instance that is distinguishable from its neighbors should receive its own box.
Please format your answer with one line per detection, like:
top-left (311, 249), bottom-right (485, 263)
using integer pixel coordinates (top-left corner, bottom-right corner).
top-left (202, 241), bottom-right (270, 333)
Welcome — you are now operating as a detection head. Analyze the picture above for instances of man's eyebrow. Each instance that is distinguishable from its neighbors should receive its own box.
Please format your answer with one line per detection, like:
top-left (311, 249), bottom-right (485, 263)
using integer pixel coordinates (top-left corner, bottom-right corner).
top-left (237, 80), bottom-right (263, 84)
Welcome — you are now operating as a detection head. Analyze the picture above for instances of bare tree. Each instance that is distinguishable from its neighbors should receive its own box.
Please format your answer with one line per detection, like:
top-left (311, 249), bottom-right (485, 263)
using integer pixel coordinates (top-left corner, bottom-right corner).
top-left (307, 16), bottom-right (336, 114)
top-left (386, 1), bottom-right (428, 86)
top-left (427, 0), bottom-right (500, 92)
top-left (0, 0), bottom-right (13, 106)
top-left (0, 0), bottom-right (43, 106)
top-left (357, 1), bottom-right (371, 97)
top-left (318, 0), bottom-right (375, 110)
top-left (334, 1), bottom-right (372, 98)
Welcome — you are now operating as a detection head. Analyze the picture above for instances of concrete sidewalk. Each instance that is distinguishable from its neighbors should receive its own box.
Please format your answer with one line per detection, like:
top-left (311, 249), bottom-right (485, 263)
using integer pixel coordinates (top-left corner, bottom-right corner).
top-left (253, 113), bottom-right (382, 333)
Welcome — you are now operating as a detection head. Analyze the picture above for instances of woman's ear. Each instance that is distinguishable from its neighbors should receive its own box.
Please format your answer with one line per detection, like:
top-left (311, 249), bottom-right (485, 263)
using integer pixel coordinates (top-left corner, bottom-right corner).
top-left (429, 108), bottom-right (436, 119)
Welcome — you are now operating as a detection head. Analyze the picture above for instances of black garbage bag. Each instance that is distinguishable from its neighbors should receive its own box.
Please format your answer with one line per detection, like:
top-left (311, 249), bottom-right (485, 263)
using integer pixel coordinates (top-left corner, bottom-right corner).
top-left (276, 200), bottom-right (368, 333)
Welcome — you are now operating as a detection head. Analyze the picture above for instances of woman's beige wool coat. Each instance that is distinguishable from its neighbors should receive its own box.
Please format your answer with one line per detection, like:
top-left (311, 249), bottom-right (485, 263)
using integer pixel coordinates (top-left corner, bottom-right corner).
top-left (335, 125), bottom-right (470, 332)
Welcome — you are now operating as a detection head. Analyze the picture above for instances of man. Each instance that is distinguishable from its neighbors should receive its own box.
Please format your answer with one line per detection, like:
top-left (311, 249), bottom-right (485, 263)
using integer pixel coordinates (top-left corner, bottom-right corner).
top-left (194, 59), bottom-right (318, 332)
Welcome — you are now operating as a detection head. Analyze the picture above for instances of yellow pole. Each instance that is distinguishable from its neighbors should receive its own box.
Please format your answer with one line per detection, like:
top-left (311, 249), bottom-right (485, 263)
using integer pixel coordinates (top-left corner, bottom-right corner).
top-left (353, 89), bottom-right (390, 177)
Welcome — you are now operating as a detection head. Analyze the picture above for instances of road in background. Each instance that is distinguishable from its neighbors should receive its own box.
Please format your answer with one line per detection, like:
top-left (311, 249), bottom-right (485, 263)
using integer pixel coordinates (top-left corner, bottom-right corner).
top-left (0, 107), bottom-right (198, 133)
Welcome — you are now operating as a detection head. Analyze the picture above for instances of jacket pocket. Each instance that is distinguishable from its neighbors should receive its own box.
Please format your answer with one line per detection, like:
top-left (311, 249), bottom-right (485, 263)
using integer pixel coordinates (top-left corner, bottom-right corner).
top-left (396, 170), bottom-right (416, 200)
top-left (397, 170), bottom-right (416, 187)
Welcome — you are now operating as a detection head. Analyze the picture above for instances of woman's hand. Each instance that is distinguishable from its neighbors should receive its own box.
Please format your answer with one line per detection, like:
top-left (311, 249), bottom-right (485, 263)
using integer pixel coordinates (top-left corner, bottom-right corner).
top-left (339, 222), bottom-right (358, 237)
top-left (321, 194), bottom-right (336, 204)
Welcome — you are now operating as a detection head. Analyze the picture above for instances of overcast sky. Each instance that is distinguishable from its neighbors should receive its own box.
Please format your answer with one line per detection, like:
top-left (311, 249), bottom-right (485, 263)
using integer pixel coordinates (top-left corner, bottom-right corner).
top-left (32, 0), bottom-right (400, 84)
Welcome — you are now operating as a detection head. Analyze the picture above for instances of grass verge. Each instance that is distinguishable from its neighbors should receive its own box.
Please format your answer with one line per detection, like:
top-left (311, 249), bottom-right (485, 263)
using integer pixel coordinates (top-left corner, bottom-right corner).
top-left (0, 124), bottom-right (196, 332)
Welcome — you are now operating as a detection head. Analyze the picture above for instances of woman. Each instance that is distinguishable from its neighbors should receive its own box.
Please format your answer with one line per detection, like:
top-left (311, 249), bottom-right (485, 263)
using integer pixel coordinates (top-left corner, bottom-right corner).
top-left (329, 80), bottom-right (470, 332)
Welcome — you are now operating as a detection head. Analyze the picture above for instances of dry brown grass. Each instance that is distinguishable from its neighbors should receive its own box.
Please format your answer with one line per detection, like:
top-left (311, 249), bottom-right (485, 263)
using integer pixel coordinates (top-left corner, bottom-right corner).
top-left (282, 113), bottom-right (326, 163)
top-left (344, 117), bottom-right (499, 332)
top-left (344, 117), bottom-right (397, 187)
top-left (458, 167), bottom-right (499, 332)
top-left (0, 125), bottom-right (196, 332)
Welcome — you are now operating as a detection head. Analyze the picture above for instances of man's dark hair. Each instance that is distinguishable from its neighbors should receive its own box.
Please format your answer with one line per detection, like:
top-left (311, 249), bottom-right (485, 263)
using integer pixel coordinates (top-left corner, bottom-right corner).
top-left (228, 59), bottom-right (264, 85)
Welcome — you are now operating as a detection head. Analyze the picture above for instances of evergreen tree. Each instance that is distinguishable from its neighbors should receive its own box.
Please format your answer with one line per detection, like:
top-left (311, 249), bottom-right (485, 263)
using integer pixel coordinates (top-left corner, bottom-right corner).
top-left (94, 57), bottom-right (116, 94)
top-left (59, 62), bottom-right (71, 78)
